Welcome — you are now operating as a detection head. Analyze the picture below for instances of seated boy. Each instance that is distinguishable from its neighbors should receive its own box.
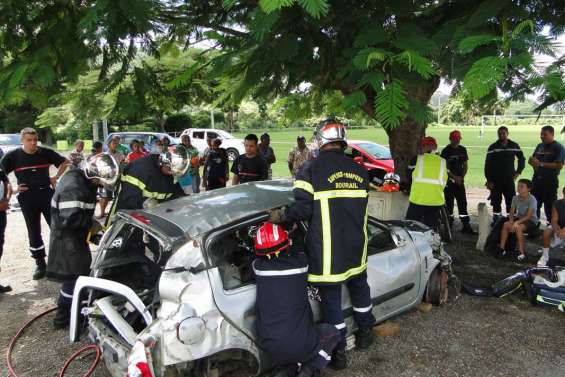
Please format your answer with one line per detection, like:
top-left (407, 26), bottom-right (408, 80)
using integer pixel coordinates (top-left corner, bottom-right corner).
top-left (253, 222), bottom-right (339, 377)
top-left (538, 187), bottom-right (565, 266)
top-left (499, 179), bottom-right (538, 261)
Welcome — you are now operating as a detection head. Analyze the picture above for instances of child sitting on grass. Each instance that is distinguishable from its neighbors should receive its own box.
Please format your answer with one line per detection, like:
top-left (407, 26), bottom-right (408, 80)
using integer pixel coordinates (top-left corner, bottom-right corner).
top-left (499, 179), bottom-right (539, 261)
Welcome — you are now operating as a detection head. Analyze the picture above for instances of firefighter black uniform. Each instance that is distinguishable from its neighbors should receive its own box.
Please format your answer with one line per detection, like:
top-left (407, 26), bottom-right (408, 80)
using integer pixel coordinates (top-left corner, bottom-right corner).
top-left (253, 227), bottom-right (340, 376)
top-left (46, 167), bottom-right (97, 327)
top-left (110, 154), bottom-right (184, 214)
top-left (440, 135), bottom-right (474, 233)
top-left (282, 149), bottom-right (376, 361)
top-left (1, 146), bottom-right (66, 277)
top-left (530, 139), bottom-right (565, 222)
top-left (484, 139), bottom-right (525, 216)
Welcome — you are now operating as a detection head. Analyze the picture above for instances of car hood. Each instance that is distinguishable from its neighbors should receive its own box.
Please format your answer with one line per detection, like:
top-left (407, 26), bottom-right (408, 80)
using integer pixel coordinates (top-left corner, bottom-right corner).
top-left (139, 180), bottom-right (294, 238)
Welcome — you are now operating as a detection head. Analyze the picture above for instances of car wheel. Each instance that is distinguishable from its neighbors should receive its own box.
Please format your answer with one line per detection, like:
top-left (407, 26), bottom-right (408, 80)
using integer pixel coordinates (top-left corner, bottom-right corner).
top-left (424, 267), bottom-right (449, 306)
top-left (226, 148), bottom-right (239, 161)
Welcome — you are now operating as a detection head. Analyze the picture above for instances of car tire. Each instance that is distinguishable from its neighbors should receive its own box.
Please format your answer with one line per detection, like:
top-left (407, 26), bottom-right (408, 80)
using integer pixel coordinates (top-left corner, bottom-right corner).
top-left (424, 267), bottom-right (449, 306)
top-left (226, 148), bottom-right (239, 161)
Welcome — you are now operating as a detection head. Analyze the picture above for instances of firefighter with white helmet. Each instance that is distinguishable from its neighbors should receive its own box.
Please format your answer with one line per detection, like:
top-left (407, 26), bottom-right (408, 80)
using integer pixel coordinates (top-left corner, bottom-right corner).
top-left (108, 147), bottom-right (187, 219)
top-left (47, 153), bottom-right (119, 329)
top-left (252, 222), bottom-right (340, 377)
top-left (269, 118), bottom-right (376, 370)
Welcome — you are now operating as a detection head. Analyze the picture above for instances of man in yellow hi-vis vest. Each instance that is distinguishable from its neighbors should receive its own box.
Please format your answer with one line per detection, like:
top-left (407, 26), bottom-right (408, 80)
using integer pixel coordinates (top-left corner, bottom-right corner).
top-left (269, 119), bottom-right (375, 371)
top-left (405, 136), bottom-right (448, 230)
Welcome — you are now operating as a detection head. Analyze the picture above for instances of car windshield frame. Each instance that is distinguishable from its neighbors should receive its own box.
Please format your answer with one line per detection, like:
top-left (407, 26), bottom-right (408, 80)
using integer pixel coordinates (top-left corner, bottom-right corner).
top-left (357, 142), bottom-right (392, 160)
top-left (217, 130), bottom-right (234, 139)
top-left (0, 134), bottom-right (21, 146)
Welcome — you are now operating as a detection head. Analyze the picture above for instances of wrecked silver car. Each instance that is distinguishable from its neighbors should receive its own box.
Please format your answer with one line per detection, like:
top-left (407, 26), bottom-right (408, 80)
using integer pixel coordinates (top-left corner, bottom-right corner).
top-left (69, 180), bottom-right (454, 377)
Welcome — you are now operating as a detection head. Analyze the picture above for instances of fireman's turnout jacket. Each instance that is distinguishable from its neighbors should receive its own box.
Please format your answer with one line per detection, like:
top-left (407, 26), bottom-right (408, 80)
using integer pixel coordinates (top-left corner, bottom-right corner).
top-left (47, 168), bottom-right (97, 282)
top-left (253, 246), bottom-right (320, 365)
top-left (114, 154), bottom-right (184, 211)
top-left (285, 149), bottom-right (369, 285)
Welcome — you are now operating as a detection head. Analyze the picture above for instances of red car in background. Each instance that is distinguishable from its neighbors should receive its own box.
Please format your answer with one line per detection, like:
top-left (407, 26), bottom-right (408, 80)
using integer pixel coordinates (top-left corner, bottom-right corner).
top-left (346, 140), bottom-right (395, 184)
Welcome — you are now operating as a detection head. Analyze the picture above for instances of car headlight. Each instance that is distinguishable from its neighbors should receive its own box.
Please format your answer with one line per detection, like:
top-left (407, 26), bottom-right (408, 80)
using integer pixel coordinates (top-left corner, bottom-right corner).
top-left (176, 317), bottom-right (206, 345)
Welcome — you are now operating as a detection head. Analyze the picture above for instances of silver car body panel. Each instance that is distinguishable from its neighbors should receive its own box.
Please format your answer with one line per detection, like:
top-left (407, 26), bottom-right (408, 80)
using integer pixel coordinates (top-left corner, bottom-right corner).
top-left (140, 180), bottom-right (294, 238)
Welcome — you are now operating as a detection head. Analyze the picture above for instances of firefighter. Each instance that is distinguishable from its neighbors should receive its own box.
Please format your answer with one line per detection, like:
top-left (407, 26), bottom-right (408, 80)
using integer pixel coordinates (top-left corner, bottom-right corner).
top-left (109, 148), bottom-right (187, 218)
top-left (269, 119), bottom-right (376, 370)
top-left (440, 130), bottom-right (476, 234)
top-left (47, 153), bottom-right (119, 328)
top-left (0, 127), bottom-right (68, 280)
top-left (405, 137), bottom-right (448, 230)
top-left (252, 222), bottom-right (340, 377)
top-left (484, 126), bottom-right (525, 221)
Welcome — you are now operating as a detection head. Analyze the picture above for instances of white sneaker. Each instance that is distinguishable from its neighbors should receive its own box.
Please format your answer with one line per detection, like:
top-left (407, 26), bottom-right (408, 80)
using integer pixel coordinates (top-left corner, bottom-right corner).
top-left (537, 256), bottom-right (548, 266)
top-left (537, 248), bottom-right (544, 254)
top-left (517, 254), bottom-right (526, 261)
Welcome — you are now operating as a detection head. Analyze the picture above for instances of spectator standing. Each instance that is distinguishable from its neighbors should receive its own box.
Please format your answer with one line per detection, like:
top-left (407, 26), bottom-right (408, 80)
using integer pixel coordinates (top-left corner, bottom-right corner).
top-left (113, 135), bottom-right (130, 156)
top-left (484, 126), bottom-right (525, 221)
top-left (498, 179), bottom-right (538, 261)
top-left (538, 187), bottom-right (565, 266)
top-left (69, 140), bottom-right (85, 167)
top-left (139, 140), bottom-right (149, 155)
top-left (88, 141), bottom-right (103, 160)
top-left (1, 128), bottom-right (68, 280)
top-left (258, 133), bottom-right (276, 179)
top-left (98, 137), bottom-right (125, 218)
top-left (201, 136), bottom-right (214, 188)
top-left (288, 136), bottom-right (312, 177)
top-left (151, 139), bottom-right (164, 154)
top-left (205, 139), bottom-right (229, 190)
top-left (231, 134), bottom-right (268, 185)
top-left (126, 140), bottom-right (145, 163)
top-left (0, 169), bottom-right (11, 293)
top-left (529, 125), bottom-right (565, 223)
top-left (440, 130), bottom-right (476, 234)
top-left (176, 135), bottom-right (200, 194)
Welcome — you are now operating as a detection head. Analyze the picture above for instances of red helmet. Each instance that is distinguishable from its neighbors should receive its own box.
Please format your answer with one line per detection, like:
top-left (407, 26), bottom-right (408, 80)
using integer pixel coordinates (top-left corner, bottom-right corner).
top-left (253, 222), bottom-right (290, 257)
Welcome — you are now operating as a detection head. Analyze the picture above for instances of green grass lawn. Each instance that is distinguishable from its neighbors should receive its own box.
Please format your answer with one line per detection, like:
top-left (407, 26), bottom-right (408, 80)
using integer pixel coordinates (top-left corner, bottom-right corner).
top-left (235, 125), bottom-right (565, 188)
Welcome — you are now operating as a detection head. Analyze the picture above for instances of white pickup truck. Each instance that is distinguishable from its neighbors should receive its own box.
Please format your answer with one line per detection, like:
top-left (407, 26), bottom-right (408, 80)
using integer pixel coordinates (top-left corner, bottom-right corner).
top-left (180, 128), bottom-right (245, 161)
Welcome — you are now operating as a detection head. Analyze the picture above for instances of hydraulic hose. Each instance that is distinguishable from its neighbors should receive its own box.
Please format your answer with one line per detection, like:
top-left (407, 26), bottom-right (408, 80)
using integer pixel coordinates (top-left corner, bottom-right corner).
top-left (6, 307), bottom-right (101, 377)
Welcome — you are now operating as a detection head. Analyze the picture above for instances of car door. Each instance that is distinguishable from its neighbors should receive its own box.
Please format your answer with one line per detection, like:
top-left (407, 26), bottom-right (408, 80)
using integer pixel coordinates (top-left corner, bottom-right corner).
top-left (362, 219), bottom-right (421, 321)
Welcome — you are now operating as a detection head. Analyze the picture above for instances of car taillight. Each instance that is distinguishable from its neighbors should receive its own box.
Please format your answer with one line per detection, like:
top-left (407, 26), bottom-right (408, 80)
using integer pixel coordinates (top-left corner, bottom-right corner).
top-left (127, 340), bottom-right (155, 377)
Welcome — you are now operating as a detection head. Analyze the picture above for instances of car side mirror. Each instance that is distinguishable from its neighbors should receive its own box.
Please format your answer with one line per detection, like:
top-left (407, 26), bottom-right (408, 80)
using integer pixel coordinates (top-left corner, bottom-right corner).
top-left (392, 233), bottom-right (406, 247)
top-left (353, 156), bottom-right (364, 164)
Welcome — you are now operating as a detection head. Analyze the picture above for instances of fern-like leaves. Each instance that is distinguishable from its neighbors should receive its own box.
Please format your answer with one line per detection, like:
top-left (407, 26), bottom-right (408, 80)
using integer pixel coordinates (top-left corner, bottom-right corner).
top-left (458, 34), bottom-right (501, 54)
top-left (374, 80), bottom-right (408, 129)
top-left (394, 50), bottom-right (437, 79)
top-left (463, 56), bottom-right (507, 99)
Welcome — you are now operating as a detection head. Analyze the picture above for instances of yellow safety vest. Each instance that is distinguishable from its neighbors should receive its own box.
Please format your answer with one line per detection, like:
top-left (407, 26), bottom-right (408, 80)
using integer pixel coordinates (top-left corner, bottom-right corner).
top-left (409, 153), bottom-right (447, 206)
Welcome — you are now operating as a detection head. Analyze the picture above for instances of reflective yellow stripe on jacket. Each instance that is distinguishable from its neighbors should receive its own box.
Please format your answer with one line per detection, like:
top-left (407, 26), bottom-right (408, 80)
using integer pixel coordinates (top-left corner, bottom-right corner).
top-left (309, 189), bottom-right (368, 283)
top-left (409, 153), bottom-right (447, 206)
top-left (121, 175), bottom-right (173, 200)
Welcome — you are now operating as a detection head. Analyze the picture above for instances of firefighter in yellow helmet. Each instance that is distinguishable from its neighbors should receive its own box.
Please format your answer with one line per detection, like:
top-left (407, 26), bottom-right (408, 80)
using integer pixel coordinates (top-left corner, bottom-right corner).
top-left (269, 118), bottom-right (376, 371)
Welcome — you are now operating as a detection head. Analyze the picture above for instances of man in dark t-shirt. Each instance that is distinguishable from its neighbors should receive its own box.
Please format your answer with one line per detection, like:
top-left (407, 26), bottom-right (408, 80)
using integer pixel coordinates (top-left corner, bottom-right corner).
top-left (1, 128), bottom-right (68, 280)
top-left (440, 130), bottom-right (476, 234)
top-left (231, 134), bottom-right (268, 185)
top-left (529, 125), bottom-right (565, 223)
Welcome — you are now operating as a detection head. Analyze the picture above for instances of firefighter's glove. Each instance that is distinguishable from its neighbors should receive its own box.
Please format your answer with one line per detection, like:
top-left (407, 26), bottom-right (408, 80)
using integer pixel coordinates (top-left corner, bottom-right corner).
top-left (268, 208), bottom-right (287, 224)
top-left (143, 198), bottom-right (159, 209)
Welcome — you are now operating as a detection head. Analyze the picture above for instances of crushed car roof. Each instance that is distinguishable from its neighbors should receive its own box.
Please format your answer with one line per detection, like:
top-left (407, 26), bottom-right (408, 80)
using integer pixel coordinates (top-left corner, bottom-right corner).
top-left (139, 180), bottom-right (294, 238)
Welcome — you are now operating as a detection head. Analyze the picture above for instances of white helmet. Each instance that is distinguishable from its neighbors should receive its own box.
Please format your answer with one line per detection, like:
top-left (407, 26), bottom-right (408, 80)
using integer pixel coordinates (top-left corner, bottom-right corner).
top-left (84, 153), bottom-right (119, 188)
top-left (159, 147), bottom-right (189, 177)
top-left (383, 172), bottom-right (400, 183)
top-left (313, 118), bottom-right (347, 148)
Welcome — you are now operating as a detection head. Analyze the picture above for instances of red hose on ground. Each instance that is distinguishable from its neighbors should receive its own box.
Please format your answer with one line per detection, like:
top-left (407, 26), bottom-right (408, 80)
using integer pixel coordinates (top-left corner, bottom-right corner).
top-left (6, 307), bottom-right (101, 377)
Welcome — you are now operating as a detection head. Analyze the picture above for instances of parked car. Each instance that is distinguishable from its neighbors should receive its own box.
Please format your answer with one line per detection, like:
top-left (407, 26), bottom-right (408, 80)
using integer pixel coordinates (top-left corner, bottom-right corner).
top-left (181, 128), bottom-right (245, 161)
top-left (0, 133), bottom-right (22, 155)
top-left (346, 140), bottom-right (395, 184)
top-left (103, 132), bottom-right (179, 153)
top-left (70, 180), bottom-right (454, 377)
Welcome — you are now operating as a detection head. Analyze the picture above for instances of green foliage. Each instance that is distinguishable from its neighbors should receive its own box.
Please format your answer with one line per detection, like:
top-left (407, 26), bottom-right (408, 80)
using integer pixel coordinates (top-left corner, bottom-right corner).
top-left (374, 81), bottom-right (408, 129)
top-left (458, 35), bottom-right (501, 54)
top-left (463, 57), bottom-right (507, 99)
top-left (394, 51), bottom-right (437, 79)
top-left (343, 91), bottom-right (368, 110)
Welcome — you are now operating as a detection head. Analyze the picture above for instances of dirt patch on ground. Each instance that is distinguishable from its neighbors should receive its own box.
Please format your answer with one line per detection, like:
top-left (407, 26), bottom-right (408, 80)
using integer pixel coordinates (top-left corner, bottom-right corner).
top-left (1, 188), bottom-right (564, 377)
